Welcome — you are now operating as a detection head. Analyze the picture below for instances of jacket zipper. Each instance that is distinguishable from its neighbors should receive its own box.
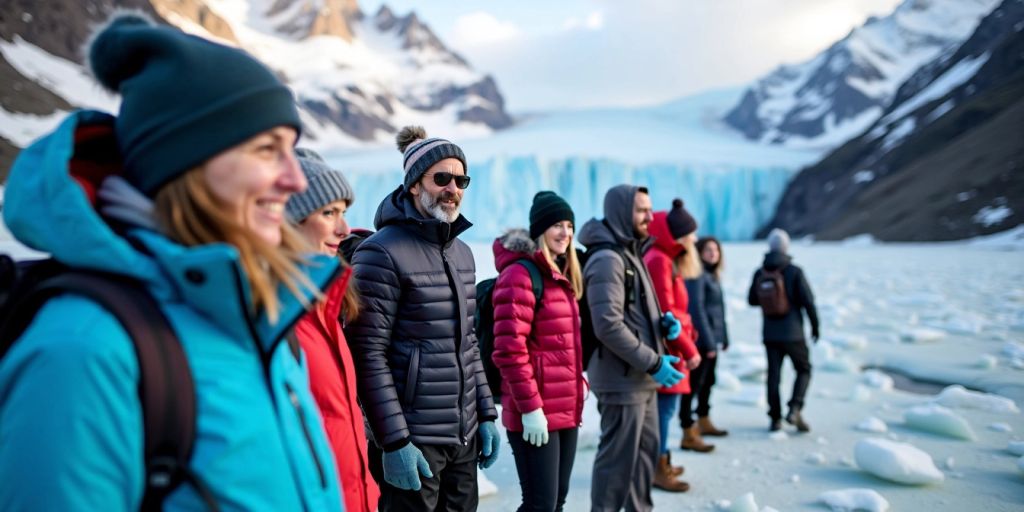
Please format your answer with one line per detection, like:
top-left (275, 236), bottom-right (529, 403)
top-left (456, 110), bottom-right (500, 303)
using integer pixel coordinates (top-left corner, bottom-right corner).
top-left (286, 382), bottom-right (328, 489)
top-left (441, 247), bottom-right (467, 444)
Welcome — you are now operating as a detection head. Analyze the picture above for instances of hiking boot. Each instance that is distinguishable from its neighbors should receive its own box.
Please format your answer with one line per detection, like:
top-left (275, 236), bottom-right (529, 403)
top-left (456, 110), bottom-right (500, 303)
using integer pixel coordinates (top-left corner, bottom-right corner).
top-left (653, 454), bottom-right (690, 492)
top-left (665, 451), bottom-right (684, 477)
top-left (769, 419), bottom-right (783, 432)
top-left (681, 426), bottom-right (715, 452)
top-left (698, 416), bottom-right (729, 437)
top-left (786, 408), bottom-right (811, 433)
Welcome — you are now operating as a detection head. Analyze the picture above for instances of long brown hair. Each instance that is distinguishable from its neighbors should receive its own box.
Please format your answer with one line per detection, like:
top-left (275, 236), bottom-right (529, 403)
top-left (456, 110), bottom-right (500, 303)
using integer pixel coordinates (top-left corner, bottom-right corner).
top-left (537, 234), bottom-right (583, 299)
top-left (696, 236), bottom-right (724, 280)
top-left (153, 168), bottom-right (318, 324)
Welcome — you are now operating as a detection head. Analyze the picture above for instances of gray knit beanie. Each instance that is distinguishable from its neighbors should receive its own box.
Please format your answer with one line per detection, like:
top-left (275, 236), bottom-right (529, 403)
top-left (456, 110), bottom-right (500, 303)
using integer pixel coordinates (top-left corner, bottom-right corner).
top-left (396, 126), bottom-right (467, 192)
top-left (286, 148), bottom-right (355, 222)
top-left (767, 228), bottom-right (790, 254)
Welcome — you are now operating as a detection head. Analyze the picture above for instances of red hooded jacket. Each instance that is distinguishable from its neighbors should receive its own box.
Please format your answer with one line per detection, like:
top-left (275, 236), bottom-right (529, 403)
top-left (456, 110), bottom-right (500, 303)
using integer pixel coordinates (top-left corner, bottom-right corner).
top-left (643, 212), bottom-right (700, 395)
top-left (294, 267), bottom-right (380, 512)
top-left (491, 230), bottom-right (585, 432)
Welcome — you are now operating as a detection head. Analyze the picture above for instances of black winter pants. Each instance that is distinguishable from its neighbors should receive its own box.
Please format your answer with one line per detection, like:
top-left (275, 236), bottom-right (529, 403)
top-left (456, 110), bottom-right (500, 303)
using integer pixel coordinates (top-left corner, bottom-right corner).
top-left (368, 438), bottom-right (479, 512)
top-left (508, 427), bottom-right (579, 512)
top-left (765, 341), bottom-right (812, 421)
top-left (678, 353), bottom-right (718, 428)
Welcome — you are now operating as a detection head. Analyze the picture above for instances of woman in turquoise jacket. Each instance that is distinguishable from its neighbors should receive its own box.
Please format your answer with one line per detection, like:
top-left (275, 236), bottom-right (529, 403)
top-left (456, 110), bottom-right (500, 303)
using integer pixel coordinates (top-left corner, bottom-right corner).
top-left (0, 15), bottom-right (343, 511)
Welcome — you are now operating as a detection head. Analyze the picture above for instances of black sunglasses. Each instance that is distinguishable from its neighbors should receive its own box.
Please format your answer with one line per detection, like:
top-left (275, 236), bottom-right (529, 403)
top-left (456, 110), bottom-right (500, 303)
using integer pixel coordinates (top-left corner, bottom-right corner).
top-left (430, 172), bottom-right (471, 189)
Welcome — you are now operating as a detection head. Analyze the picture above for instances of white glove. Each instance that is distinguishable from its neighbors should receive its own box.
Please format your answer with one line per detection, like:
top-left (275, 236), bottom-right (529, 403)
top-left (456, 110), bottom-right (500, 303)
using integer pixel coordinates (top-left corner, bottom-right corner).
top-left (521, 408), bottom-right (549, 447)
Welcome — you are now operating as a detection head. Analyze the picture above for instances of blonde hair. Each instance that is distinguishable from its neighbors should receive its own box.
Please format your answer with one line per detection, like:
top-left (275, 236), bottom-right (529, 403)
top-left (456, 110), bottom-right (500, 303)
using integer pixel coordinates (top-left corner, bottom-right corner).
top-left (537, 234), bottom-right (583, 299)
top-left (153, 168), bottom-right (318, 324)
top-left (676, 238), bottom-right (703, 280)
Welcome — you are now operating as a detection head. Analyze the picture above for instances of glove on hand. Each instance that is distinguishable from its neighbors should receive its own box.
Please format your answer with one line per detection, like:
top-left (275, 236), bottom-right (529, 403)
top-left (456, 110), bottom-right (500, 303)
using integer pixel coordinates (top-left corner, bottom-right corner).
top-left (478, 421), bottom-right (501, 469)
top-left (382, 443), bottom-right (432, 491)
top-left (649, 355), bottom-right (685, 387)
top-left (660, 311), bottom-right (682, 341)
top-left (521, 409), bottom-right (549, 447)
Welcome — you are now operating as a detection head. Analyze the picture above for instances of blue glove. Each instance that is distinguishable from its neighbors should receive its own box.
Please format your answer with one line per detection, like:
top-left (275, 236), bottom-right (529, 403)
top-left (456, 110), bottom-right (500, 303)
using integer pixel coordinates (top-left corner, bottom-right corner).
top-left (478, 421), bottom-right (501, 469)
top-left (521, 409), bottom-right (549, 447)
top-left (649, 355), bottom-right (685, 387)
top-left (382, 443), bottom-right (433, 491)
top-left (661, 312), bottom-right (682, 341)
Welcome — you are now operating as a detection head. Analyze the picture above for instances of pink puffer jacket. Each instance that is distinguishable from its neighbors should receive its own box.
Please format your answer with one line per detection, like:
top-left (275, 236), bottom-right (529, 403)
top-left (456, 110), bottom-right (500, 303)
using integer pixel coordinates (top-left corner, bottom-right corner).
top-left (491, 229), bottom-right (585, 432)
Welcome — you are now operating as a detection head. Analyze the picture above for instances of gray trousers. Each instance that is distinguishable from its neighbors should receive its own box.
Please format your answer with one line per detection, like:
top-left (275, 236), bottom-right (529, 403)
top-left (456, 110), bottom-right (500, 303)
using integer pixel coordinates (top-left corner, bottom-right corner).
top-left (591, 390), bottom-right (659, 512)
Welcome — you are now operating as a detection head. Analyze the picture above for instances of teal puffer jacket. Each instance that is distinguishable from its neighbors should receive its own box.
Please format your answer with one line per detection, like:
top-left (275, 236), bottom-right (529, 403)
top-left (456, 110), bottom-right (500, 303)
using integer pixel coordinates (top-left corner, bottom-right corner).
top-left (0, 111), bottom-right (344, 511)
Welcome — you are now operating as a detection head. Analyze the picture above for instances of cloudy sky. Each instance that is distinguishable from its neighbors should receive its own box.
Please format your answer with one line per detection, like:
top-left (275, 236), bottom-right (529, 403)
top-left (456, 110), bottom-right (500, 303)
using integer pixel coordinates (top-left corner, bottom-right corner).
top-left (360, 0), bottom-right (904, 112)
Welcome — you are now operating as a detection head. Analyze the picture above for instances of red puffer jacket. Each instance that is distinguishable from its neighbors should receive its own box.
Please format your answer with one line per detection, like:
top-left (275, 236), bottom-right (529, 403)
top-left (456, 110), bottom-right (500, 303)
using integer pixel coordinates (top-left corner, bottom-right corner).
top-left (294, 267), bottom-right (380, 512)
top-left (643, 212), bottom-right (700, 395)
top-left (491, 229), bottom-right (585, 432)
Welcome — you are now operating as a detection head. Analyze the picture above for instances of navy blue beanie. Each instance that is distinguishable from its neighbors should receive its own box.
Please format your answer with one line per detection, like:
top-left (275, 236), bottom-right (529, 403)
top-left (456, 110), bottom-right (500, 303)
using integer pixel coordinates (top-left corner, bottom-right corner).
top-left (88, 14), bottom-right (302, 196)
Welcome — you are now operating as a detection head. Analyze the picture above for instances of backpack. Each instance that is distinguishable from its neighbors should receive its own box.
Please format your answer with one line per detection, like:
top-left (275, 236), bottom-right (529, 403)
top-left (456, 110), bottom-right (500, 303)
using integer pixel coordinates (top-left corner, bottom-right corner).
top-left (577, 243), bottom-right (636, 368)
top-left (755, 266), bottom-right (791, 317)
top-left (474, 259), bottom-right (544, 400)
top-left (0, 255), bottom-right (219, 511)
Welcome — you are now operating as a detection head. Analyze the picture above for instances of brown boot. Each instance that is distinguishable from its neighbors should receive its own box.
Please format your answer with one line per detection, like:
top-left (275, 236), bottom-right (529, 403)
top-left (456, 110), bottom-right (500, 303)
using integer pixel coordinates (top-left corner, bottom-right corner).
top-left (665, 451), bottom-right (684, 477)
top-left (681, 426), bottom-right (715, 452)
top-left (653, 454), bottom-right (690, 492)
top-left (698, 416), bottom-right (729, 437)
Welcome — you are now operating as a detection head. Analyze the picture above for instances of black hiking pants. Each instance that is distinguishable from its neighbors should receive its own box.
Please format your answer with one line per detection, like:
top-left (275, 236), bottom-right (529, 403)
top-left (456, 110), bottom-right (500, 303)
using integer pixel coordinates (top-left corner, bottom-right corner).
top-left (368, 438), bottom-right (479, 511)
top-left (679, 352), bottom-right (718, 428)
top-left (508, 427), bottom-right (579, 512)
top-left (765, 340), bottom-right (812, 420)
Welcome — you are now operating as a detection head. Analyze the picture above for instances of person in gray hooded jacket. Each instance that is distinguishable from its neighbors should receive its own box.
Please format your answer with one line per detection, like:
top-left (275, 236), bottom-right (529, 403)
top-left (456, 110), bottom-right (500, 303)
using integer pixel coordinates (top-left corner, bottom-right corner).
top-left (578, 184), bottom-right (685, 512)
top-left (346, 126), bottom-right (500, 511)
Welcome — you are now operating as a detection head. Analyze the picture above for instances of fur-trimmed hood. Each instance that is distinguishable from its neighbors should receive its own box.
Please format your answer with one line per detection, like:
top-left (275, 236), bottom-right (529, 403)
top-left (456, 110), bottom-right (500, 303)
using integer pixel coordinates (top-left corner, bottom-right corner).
top-left (492, 228), bottom-right (539, 272)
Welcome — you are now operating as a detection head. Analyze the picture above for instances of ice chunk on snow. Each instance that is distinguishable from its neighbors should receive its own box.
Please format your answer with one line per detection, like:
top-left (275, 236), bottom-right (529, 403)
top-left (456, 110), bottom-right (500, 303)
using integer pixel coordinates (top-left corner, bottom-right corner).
top-left (818, 488), bottom-right (890, 512)
top-left (716, 371), bottom-right (743, 392)
top-left (855, 438), bottom-right (944, 485)
top-left (988, 422), bottom-right (1012, 432)
top-left (1007, 440), bottom-right (1024, 456)
top-left (856, 416), bottom-right (888, 433)
top-left (723, 492), bottom-right (759, 512)
top-left (806, 452), bottom-right (827, 465)
top-left (769, 430), bottom-right (789, 441)
top-left (904, 404), bottom-right (976, 440)
top-left (1003, 341), bottom-right (1024, 359)
top-left (730, 387), bottom-right (767, 407)
top-left (478, 471), bottom-right (498, 497)
top-left (849, 384), bottom-right (872, 402)
top-left (933, 385), bottom-right (1020, 413)
top-left (944, 457), bottom-right (955, 470)
top-left (900, 327), bottom-right (945, 342)
top-left (861, 370), bottom-right (894, 391)
top-left (974, 354), bottom-right (998, 369)
top-left (830, 334), bottom-right (869, 351)
top-left (823, 356), bottom-right (860, 373)
top-left (790, 474), bottom-right (800, 484)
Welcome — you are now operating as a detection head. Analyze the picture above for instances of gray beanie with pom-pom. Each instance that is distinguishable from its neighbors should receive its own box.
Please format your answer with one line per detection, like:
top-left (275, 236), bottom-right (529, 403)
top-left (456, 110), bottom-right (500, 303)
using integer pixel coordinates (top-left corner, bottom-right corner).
top-left (88, 14), bottom-right (301, 196)
top-left (395, 125), bottom-right (467, 192)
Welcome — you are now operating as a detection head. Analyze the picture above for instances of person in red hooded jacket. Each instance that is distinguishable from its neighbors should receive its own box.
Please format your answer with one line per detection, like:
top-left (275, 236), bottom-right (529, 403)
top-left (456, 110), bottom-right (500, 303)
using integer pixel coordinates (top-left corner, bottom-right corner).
top-left (643, 199), bottom-right (705, 493)
top-left (287, 148), bottom-right (380, 512)
top-left (492, 191), bottom-right (586, 512)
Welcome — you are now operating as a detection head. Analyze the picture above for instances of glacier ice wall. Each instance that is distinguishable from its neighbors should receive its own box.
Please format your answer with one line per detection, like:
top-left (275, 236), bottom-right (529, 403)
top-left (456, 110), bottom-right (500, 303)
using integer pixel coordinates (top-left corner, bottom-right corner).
top-left (342, 155), bottom-right (794, 242)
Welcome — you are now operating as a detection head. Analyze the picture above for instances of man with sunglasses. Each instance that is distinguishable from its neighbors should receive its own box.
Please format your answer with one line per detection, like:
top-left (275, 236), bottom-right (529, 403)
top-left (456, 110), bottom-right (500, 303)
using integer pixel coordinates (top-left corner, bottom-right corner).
top-left (347, 126), bottom-right (499, 511)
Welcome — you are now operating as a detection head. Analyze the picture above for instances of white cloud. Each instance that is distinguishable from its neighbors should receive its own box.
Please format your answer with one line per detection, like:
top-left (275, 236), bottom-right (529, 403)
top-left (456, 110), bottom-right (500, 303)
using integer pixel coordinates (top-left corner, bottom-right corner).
top-left (562, 10), bottom-right (605, 31)
top-left (450, 12), bottom-right (522, 47)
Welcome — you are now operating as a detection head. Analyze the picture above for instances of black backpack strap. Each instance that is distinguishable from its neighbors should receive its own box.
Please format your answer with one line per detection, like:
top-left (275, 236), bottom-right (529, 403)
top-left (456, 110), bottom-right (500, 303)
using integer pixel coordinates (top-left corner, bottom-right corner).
top-left (588, 243), bottom-right (635, 304)
top-left (514, 259), bottom-right (545, 311)
top-left (0, 272), bottom-right (218, 511)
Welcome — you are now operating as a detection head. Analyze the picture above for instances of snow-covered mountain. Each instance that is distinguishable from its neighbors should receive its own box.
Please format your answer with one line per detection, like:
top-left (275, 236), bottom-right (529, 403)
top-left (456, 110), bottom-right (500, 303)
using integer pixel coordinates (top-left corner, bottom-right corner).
top-left (723, 0), bottom-right (1001, 150)
top-left (762, 0), bottom-right (1024, 241)
top-left (0, 0), bottom-right (513, 176)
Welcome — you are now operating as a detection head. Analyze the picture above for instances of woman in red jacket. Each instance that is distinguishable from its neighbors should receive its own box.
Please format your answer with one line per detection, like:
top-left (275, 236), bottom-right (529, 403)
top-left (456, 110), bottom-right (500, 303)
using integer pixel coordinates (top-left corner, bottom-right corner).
top-left (287, 148), bottom-right (380, 512)
top-left (643, 199), bottom-right (705, 493)
top-left (492, 191), bottom-right (585, 512)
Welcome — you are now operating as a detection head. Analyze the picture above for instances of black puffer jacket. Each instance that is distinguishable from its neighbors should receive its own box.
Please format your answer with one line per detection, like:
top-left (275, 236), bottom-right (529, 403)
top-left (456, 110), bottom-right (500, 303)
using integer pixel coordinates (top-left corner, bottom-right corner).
top-left (348, 186), bottom-right (497, 451)
top-left (686, 272), bottom-right (730, 352)
top-left (747, 251), bottom-right (819, 343)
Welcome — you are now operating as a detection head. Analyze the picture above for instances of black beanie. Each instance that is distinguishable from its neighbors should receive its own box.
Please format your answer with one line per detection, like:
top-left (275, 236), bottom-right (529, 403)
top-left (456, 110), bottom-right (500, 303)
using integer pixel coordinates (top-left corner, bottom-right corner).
top-left (666, 198), bottom-right (697, 239)
top-left (529, 191), bottom-right (575, 240)
top-left (88, 15), bottom-right (302, 196)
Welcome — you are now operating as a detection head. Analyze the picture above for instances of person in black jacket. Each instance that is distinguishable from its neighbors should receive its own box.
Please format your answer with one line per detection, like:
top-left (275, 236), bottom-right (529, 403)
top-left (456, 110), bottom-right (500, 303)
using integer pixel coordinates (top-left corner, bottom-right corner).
top-left (747, 228), bottom-right (820, 433)
top-left (346, 126), bottom-right (500, 511)
top-left (683, 236), bottom-right (731, 438)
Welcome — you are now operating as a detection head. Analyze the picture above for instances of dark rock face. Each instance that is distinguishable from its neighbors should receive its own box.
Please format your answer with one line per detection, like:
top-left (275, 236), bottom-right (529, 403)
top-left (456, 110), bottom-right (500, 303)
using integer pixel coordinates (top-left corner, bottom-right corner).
top-left (760, 0), bottom-right (1024, 241)
top-left (302, 94), bottom-right (395, 141)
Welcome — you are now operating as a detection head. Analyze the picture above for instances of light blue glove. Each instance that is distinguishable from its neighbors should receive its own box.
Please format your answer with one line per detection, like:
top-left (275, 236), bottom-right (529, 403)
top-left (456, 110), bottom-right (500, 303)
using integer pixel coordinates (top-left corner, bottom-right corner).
top-left (382, 443), bottom-right (433, 490)
top-left (661, 311), bottom-right (682, 340)
top-left (478, 421), bottom-right (501, 469)
top-left (649, 355), bottom-right (685, 387)
top-left (521, 409), bottom-right (549, 447)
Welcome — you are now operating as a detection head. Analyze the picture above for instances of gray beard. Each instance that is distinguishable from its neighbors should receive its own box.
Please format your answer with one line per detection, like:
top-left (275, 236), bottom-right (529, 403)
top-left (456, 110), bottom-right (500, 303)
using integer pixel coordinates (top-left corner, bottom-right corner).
top-left (418, 190), bottom-right (460, 223)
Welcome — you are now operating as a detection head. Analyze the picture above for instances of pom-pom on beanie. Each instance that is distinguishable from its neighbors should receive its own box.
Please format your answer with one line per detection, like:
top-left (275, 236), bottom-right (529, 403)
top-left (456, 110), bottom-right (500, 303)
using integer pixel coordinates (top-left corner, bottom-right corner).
top-left (529, 191), bottom-right (575, 240)
top-left (395, 125), bottom-right (467, 192)
top-left (88, 14), bottom-right (302, 196)
top-left (666, 198), bottom-right (698, 239)
top-left (286, 148), bottom-right (355, 222)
